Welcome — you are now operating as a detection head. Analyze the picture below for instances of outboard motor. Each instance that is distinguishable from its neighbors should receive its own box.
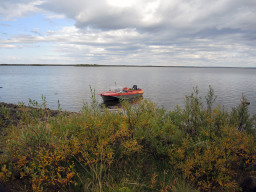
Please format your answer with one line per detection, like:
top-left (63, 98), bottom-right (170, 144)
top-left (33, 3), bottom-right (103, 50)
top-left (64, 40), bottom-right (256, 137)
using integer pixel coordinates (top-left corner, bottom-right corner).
top-left (132, 85), bottom-right (138, 90)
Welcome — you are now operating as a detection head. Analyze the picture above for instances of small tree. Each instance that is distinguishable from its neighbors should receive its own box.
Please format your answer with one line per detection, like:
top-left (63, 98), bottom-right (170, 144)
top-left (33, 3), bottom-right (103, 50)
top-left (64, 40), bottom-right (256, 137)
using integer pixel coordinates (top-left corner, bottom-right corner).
top-left (230, 95), bottom-right (255, 134)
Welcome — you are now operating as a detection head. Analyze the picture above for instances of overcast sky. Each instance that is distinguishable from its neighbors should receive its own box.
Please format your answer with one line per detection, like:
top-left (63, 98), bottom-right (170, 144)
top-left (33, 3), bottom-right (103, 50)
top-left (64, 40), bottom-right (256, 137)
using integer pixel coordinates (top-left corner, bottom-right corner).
top-left (0, 0), bottom-right (256, 67)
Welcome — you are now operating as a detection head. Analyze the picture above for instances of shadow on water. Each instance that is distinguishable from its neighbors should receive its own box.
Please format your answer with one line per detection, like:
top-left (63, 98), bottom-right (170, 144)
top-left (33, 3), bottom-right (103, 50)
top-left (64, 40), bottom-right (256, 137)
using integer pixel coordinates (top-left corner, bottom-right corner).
top-left (100, 96), bottom-right (143, 111)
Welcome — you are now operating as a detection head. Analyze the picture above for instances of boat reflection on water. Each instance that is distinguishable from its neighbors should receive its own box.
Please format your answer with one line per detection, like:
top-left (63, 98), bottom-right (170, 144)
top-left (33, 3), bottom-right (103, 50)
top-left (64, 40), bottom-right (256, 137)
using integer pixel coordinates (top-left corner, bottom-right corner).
top-left (100, 96), bottom-right (143, 111)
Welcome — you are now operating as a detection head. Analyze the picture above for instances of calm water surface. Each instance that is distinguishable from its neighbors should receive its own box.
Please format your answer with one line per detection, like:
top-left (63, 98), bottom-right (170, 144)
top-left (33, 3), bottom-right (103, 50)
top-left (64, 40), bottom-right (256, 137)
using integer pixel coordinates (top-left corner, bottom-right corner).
top-left (0, 66), bottom-right (255, 114)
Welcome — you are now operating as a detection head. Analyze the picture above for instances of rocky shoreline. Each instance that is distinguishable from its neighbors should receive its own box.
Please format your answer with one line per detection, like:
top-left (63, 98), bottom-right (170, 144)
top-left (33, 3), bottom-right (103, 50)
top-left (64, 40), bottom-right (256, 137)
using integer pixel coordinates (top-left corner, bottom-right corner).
top-left (0, 102), bottom-right (61, 133)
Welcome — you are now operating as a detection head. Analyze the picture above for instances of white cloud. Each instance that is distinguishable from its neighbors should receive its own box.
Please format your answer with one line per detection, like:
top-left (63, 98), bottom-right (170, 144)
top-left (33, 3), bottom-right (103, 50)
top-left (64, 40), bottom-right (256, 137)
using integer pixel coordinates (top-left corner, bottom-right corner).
top-left (1, 0), bottom-right (256, 66)
top-left (37, 0), bottom-right (256, 32)
top-left (2, 0), bottom-right (256, 33)
top-left (46, 14), bottom-right (66, 19)
top-left (0, 0), bottom-right (44, 20)
top-left (1, 24), bottom-right (256, 66)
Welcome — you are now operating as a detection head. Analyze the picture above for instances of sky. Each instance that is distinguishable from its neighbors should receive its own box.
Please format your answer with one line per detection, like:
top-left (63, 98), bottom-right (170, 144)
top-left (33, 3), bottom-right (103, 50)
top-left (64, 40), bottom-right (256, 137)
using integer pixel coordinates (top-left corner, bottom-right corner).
top-left (0, 0), bottom-right (256, 67)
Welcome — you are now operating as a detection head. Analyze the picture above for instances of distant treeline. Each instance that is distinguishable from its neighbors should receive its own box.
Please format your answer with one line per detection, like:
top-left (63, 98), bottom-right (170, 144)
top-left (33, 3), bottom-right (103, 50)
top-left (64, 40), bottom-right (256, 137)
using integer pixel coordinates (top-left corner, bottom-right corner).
top-left (1, 64), bottom-right (256, 68)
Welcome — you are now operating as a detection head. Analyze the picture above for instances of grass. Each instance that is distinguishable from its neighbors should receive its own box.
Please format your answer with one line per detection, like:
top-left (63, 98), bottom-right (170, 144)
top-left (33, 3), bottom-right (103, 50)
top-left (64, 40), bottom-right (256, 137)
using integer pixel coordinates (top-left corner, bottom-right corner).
top-left (0, 86), bottom-right (255, 192)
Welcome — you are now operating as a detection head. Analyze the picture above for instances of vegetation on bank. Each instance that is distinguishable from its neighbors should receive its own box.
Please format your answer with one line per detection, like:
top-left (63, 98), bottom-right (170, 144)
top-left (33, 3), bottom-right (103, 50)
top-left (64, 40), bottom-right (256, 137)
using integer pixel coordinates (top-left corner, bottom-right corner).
top-left (0, 87), bottom-right (256, 192)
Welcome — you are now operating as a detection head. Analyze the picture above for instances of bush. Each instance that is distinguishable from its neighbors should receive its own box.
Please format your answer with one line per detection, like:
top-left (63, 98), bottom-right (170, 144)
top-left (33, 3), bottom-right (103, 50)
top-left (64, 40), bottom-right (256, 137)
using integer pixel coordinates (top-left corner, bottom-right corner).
top-left (0, 87), bottom-right (255, 191)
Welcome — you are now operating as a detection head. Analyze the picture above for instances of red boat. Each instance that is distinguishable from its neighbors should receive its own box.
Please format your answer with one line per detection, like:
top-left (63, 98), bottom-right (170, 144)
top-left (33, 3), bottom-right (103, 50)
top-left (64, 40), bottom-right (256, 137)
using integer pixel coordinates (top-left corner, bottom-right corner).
top-left (99, 85), bottom-right (143, 102)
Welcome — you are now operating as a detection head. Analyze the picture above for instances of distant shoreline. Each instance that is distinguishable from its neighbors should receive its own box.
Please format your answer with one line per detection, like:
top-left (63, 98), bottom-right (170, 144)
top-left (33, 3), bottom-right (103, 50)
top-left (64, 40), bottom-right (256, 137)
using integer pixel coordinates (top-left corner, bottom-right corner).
top-left (0, 64), bottom-right (255, 69)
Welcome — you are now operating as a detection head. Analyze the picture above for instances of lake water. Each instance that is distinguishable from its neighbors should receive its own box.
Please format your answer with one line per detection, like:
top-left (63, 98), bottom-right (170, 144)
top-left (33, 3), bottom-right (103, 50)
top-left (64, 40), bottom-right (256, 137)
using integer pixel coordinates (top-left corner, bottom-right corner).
top-left (0, 66), bottom-right (255, 114)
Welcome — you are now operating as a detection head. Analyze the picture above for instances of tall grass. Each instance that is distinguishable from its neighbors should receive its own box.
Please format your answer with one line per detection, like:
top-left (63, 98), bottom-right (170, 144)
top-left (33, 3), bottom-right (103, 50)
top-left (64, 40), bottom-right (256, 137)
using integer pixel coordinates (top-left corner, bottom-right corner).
top-left (0, 87), bottom-right (255, 191)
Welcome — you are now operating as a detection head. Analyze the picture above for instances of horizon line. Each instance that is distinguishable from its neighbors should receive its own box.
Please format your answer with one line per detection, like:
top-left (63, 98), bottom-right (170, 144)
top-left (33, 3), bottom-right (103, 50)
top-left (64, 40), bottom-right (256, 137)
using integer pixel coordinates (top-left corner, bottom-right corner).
top-left (0, 64), bottom-right (255, 69)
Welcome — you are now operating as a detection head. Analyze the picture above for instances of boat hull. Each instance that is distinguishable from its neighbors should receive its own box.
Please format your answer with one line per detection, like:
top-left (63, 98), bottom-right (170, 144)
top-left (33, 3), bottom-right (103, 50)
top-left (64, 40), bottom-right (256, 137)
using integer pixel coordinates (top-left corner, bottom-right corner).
top-left (100, 93), bottom-right (143, 102)
top-left (99, 86), bottom-right (143, 102)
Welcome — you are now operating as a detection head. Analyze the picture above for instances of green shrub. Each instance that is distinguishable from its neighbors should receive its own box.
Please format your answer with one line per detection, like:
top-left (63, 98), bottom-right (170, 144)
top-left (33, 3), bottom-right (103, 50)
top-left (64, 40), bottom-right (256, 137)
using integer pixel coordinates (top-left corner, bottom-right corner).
top-left (0, 86), bottom-right (255, 192)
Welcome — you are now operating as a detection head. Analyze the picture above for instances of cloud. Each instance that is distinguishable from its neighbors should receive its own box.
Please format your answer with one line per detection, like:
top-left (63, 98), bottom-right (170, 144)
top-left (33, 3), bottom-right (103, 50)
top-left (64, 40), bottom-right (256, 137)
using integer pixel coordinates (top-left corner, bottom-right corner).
top-left (38, 0), bottom-right (256, 33)
top-left (0, 0), bottom-right (44, 20)
top-left (1, 0), bottom-right (256, 66)
top-left (2, 25), bottom-right (255, 66)
top-left (2, 0), bottom-right (256, 35)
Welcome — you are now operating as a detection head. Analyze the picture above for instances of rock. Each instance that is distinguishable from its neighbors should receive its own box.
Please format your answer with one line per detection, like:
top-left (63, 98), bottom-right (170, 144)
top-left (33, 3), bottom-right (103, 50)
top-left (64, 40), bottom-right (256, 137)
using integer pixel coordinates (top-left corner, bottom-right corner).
top-left (241, 176), bottom-right (256, 192)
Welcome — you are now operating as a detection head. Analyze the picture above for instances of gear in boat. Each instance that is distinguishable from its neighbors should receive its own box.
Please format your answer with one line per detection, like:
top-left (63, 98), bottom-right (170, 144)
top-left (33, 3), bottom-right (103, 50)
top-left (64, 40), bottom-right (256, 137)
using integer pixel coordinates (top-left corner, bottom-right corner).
top-left (99, 85), bottom-right (143, 102)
